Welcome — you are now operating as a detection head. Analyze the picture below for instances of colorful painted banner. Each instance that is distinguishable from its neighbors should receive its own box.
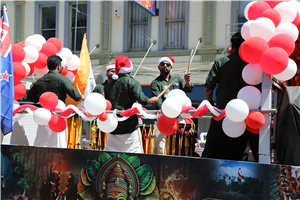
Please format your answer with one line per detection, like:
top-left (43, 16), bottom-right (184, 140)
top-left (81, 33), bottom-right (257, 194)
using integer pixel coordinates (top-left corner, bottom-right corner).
top-left (0, 144), bottom-right (292, 199)
top-left (133, 0), bottom-right (156, 16)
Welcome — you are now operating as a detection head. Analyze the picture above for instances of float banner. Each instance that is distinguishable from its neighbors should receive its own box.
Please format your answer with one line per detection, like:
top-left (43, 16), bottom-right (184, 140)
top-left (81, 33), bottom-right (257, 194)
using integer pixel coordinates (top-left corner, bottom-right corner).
top-left (0, 144), bottom-right (291, 199)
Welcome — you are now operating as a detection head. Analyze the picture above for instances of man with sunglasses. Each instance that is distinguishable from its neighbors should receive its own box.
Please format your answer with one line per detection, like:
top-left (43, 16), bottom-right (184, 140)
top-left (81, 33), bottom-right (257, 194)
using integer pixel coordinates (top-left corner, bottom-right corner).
top-left (151, 56), bottom-right (194, 154)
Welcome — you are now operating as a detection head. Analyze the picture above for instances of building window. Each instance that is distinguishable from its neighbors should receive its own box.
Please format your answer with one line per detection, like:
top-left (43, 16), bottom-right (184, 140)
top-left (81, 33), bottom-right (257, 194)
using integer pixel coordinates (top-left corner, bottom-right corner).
top-left (238, 1), bottom-right (251, 30)
top-left (70, 2), bottom-right (87, 51)
top-left (129, 2), bottom-right (148, 49)
top-left (40, 5), bottom-right (56, 40)
top-left (165, 1), bottom-right (185, 48)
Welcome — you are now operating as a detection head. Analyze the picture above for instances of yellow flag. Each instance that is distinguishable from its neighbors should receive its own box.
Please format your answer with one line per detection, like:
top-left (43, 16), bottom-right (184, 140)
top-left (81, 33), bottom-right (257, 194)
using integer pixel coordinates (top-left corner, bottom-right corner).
top-left (65, 34), bottom-right (90, 106)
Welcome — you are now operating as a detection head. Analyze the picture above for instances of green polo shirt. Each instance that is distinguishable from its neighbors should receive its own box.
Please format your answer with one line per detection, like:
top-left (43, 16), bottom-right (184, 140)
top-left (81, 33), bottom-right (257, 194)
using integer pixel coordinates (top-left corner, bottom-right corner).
top-left (204, 52), bottom-right (248, 109)
top-left (104, 73), bottom-right (149, 134)
top-left (27, 71), bottom-right (82, 103)
top-left (151, 74), bottom-right (194, 122)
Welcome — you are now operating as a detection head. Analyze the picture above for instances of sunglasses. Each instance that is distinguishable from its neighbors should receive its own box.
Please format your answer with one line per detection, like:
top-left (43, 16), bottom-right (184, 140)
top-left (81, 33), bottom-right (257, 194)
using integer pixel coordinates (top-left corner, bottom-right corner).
top-left (160, 62), bottom-right (171, 67)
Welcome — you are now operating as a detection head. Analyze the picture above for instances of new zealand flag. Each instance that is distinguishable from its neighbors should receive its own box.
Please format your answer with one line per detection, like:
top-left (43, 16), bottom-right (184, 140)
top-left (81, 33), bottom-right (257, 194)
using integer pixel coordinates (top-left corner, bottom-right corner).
top-left (1, 6), bottom-right (14, 135)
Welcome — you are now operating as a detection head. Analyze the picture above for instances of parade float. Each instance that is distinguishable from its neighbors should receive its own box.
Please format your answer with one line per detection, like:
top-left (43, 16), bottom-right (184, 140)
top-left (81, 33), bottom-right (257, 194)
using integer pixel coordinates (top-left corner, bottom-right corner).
top-left (2, 0), bottom-right (300, 199)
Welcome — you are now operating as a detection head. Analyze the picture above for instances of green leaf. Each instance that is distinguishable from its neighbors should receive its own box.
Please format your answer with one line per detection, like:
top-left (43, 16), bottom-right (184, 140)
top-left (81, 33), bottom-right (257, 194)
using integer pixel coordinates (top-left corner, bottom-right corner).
top-left (108, 152), bottom-right (118, 158)
top-left (140, 177), bottom-right (156, 195)
top-left (127, 156), bottom-right (141, 170)
top-left (118, 153), bottom-right (130, 160)
top-left (81, 169), bottom-right (92, 186)
top-left (142, 186), bottom-right (159, 200)
top-left (98, 152), bottom-right (112, 166)
top-left (86, 160), bottom-right (101, 183)
top-left (77, 177), bottom-right (98, 200)
top-left (136, 165), bottom-right (153, 191)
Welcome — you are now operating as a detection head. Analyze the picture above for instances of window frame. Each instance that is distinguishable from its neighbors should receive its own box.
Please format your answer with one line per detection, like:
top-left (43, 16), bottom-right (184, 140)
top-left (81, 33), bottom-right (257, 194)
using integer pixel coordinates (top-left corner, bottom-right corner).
top-left (40, 4), bottom-right (56, 40)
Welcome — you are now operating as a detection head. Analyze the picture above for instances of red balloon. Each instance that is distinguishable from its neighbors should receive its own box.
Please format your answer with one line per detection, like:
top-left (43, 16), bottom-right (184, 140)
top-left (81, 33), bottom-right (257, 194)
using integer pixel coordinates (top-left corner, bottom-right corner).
top-left (245, 111), bottom-right (265, 130)
top-left (239, 37), bottom-right (269, 64)
top-left (17, 41), bottom-right (25, 48)
top-left (248, 1), bottom-right (271, 20)
top-left (261, 9), bottom-right (281, 27)
top-left (47, 37), bottom-right (62, 53)
top-left (246, 125), bottom-right (260, 134)
top-left (13, 62), bottom-right (26, 82)
top-left (40, 42), bottom-right (58, 57)
top-left (106, 100), bottom-right (112, 110)
top-left (48, 113), bottom-right (67, 132)
top-left (39, 92), bottom-right (59, 110)
top-left (60, 66), bottom-right (68, 76)
top-left (12, 44), bottom-right (25, 62)
top-left (157, 114), bottom-right (179, 135)
top-left (28, 63), bottom-right (35, 76)
top-left (31, 52), bottom-right (48, 69)
top-left (98, 112), bottom-right (108, 121)
top-left (71, 69), bottom-right (77, 76)
top-left (292, 13), bottom-right (300, 26)
top-left (260, 47), bottom-right (289, 75)
top-left (263, 0), bottom-right (284, 9)
top-left (14, 81), bottom-right (26, 100)
top-left (268, 34), bottom-right (295, 56)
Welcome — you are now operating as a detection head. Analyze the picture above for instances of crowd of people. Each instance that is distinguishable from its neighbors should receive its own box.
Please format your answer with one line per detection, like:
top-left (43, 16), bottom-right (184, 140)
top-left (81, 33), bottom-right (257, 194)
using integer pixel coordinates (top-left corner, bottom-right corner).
top-left (26, 32), bottom-right (259, 162)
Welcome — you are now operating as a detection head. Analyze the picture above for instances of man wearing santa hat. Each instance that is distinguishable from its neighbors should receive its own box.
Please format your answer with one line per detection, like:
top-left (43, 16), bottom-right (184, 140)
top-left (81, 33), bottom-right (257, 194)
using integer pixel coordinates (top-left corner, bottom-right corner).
top-left (151, 56), bottom-right (194, 154)
top-left (104, 56), bottom-right (159, 153)
top-left (93, 62), bottom-right (115, 95)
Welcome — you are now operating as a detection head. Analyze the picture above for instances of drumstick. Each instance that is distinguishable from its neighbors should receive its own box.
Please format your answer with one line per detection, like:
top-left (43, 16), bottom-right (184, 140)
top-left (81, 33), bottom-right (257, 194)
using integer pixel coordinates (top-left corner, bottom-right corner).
top-left (76, 83), bottom-right (82, 95)
top-left (157, 79), bottom-right (177, 98)
top-left (187, 49), bottom-right (194, 73)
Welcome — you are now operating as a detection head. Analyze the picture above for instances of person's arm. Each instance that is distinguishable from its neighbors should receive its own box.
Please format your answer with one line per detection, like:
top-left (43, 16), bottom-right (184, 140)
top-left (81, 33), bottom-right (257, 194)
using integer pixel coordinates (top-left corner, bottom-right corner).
top-left (26, 83), bottom-right (39, 103)
top-left (205, 87), bottom-right (214, 105)
top-left (150, 81), bottom-right (162, 109)
top-left (62, 78), bottom-right (82, 101)
top-left (131, 81), bottom-right (150, 106)
top-left (180, 75), bottom-right (194, 93)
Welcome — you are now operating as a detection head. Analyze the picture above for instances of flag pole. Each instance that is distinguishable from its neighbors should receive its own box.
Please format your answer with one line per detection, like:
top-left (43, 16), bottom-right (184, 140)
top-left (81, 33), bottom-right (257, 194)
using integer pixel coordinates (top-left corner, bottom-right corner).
top-left (132, 40), bottom-right (156, 78)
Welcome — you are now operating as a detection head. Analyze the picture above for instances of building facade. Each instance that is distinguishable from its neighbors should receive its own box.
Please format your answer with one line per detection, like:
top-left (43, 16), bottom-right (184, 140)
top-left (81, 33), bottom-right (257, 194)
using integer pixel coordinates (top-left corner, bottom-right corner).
top-left (3, 1), bottom-right (249, 87)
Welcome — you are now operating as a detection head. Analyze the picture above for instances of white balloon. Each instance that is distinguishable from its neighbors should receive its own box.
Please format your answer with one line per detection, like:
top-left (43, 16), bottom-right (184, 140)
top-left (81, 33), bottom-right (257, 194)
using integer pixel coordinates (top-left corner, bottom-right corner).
top-left (56, 53), bottom-right (67, 67)
top-left (244, 1), bottom-right (256, 21)
top-left (59, 48), bottom-right (73, 63)
top-left (241, 20), bottom-right (253, 40)
top-left (55, 100), bottom-right (66, 110)
top-left (290, 0), bottom-right (300, 17)
top-left (66, 71), bottom-right (75, 83)
top-left (250, 17), bottom-right (275, 42)
top-left (242, 63), bottom-right (263, 85)
top-left (13, 100), bottom-right (20, 111)
top-left (84, 93), bottom-right (106, 115)
top-left (22, 62), bottom-right (31, 76)
top-left (185, 97), bottom-right (192, 106)
top-left (67, 55), bottom-right (80, 71)
top-left (34, 67), bottom-right (49, 77)
top-left (166, 89), bottom-right (187, 106)
top-left (162, 98), bottom-right (182, 118)
top-left (25, 34), bottom-right (46, 51)
top-left (275, 22), bottom-right (299, 41)
top-left (33, 108), bottom-right (52, 125)
top-left (23, 46), bottom-right (39, 63)
top-left (222, 117), bottom-right (246, 138)
top-left (237, 86), bottom-right (261, 110)
top-left (97, 114), bottom-right (118, 133)
top-left (273, 58), bottom-right (297, 81)
top-left (274, 2), bottom-right (297, 23)
top-left (225, 99), bottom-right (249, 122)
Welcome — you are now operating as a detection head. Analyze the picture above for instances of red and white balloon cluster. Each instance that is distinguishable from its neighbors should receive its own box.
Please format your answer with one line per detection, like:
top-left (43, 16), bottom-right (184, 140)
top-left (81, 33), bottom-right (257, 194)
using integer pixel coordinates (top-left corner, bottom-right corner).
top-left (240, 0), bottom-right (299, 82)
top-left (12, 34), bottom-right (81, 100)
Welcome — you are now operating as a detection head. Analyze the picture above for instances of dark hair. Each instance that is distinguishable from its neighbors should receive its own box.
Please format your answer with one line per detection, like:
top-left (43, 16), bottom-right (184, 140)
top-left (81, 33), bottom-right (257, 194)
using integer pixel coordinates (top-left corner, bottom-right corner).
top-left (231, 32), bottom-right (244, 52)
top-left (47, 55), bottom-right (62, 70)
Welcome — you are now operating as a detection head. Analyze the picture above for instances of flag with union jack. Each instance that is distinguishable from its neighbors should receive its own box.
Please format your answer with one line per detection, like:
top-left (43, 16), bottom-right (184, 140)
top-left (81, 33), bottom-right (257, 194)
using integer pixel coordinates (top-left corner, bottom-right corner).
top-left (0, 6), bottom-right (14, 135)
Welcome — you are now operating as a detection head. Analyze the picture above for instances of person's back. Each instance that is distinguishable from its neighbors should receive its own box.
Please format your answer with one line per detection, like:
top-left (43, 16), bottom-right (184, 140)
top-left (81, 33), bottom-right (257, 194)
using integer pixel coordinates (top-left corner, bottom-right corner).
top-left (212, 52), bottom-right (248, 109)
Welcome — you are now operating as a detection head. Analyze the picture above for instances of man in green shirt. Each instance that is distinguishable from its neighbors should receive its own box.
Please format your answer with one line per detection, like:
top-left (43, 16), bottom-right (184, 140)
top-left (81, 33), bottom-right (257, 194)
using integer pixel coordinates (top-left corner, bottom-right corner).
top-left (93, 62), bottom-right (115, 95)
top-left (150, 56), bottom-right (194, 154)
top-left (202, 32), bottom-right (259, 162)
top-left (27, 55), bottom-right (85, 103)
top-left (104, 56), bottom-right (159, 153)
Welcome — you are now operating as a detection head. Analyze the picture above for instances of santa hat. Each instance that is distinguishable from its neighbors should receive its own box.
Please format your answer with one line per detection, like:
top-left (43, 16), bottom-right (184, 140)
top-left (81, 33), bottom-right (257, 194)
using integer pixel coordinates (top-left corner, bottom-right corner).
top-left (106, 62), bottom-right (115, 71)
top-left (112, 56), bottom-right (133, 80)
top-left (158, 56), bottom-right (175, 66)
